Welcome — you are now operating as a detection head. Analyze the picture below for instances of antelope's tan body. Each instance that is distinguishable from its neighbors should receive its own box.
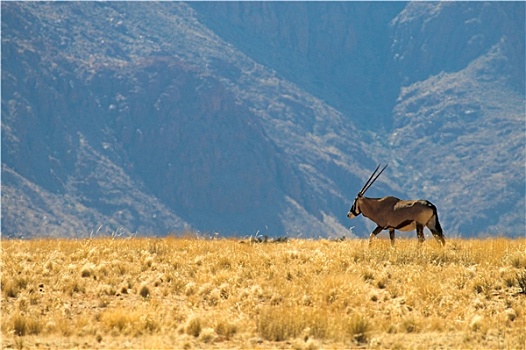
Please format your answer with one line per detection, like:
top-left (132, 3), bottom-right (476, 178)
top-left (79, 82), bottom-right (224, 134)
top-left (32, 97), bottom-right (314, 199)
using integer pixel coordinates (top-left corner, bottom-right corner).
top-left (357, 196), bottom-right (436, 231)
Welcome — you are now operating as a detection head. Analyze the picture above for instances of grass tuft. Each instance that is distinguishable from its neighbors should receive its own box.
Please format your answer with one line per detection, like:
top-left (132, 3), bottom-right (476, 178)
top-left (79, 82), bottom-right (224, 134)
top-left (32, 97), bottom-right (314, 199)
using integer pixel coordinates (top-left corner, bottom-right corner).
top-left (12, 314), bottom-right (42, 336)
top-left (257, 306), bottom-right (305, 341)
top-left (516, 270), bottom-right (526, 294)
top-left (346, 314), bottom-right (370, 344)
top-left (215, 320), bottom-right (237, 339)
top-left (185, 316), bottom-right (202, 337)
top-left (139, 285), bottom-right (150, 299)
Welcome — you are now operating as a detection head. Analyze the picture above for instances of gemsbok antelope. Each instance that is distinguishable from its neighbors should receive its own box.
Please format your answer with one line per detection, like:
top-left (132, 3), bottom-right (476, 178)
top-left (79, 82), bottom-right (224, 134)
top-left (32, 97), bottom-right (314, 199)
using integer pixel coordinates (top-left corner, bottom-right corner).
top-left (347, 164), bottom-right (445, 247)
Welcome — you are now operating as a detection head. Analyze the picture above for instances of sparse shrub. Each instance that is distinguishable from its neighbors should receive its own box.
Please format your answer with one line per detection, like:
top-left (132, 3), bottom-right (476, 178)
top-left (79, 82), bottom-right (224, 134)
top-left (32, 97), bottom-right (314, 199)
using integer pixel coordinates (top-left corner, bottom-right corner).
top-left (401, 317), bottom-right (419, 334)
top-left (509, 252), bottom-right (526, 269)
top-left (216, 256), bottom-right (232, 270)
top-left (215, 320), bottom-right (237, 339)
top-left (16, 276), bottom-right (29, 290)
top-left (305, 310), bottom-right (329, 339)
top-left (362, 269), bottom-right (375, 282)
top-left (198, 283), bottom-right (220, 306)
top-left (505, 308), bottom-right (517, 322)
top-left (3, 276), bottom-right (29, 298)
top-left (472, 276), bottom-right (495, 298)
top-left (516, 270), bottom-right (526, 294)
top-left (346, 314), bottom-right (370, 344)
top-left (198, 282), bottom-right (213, 297)
top-left (376, 276), bottom-right (388, 289)
top-left (63, 279), bottom-right (85, 296)
top-left (29, 294), bottom-right (39, 306)
top-left (185, 282), bottom-right (196, 296)
top-left (469, 315), bottom-right (484, 332)
top-left (101, 309), bottom-right (140, 335)
top-left (169, 278), bottom-right (186, 295)
top-left (504, 274), bottom-right (517, 288)
top-left (325, 289), bottom-right (338, 304)
top-left (98, 297), bottom-right (110, 308)
top-left (257, 306), bottom-right (306, 341)
top-left (386, 324), bottom-right (398, 334)
top-left (18, 298), bottom-right (28, 312)
top-left (96, 263), bottom-right (109, 277)
top-left (302, 294), bottom-right (313, 306)
top-left (142, 316), bottom-right (159, 333)
top-left (148, 240), bottom-right (168, 256)
top-left (454, 269), bottom-right (474, 289)
top-left (185, 316), bottom-right (202, 337)
top-left (115, 261), bottom-right (128, 275)
top-left (206, 288), bottom-right (221, 306)
top-left (3, 279), bottom-right (20, 298)
top-left (98, 284), bottom-right (117, 296)
top-left (107, 313), bottom-right (128, 332)
top-left (139, 285), bottom-right (150, 298)
top-left (199, 327), bottom-right (215, 343)
top-left (473, 282), bottom-right (484, 294)
top-left (143, 256), bottom-right (155, 270)
top-left (304, 338), bottom-right (321, 350)
top-left (12, 314), bottom-right (42, 336)
top-left (13, 314), bottom-right (27, 336)
top-left (81, 263), bottom-right (95, 278)
top-left (218, 283), bottom-right (230, 300)
top-left (270, 293), bottom-right (283, 306)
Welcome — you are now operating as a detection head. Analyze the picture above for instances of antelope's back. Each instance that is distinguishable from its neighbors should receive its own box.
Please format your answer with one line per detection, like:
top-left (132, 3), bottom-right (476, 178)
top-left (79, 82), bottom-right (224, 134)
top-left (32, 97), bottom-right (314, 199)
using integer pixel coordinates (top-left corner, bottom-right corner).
top-left (394, 199), bottom-right (435, 222)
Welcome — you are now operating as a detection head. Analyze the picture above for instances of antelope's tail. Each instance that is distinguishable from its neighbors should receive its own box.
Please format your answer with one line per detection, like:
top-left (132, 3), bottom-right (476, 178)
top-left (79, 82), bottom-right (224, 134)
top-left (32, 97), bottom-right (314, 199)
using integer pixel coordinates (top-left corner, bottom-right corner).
top-left (426, 201), bottom-right (445, 245)
top-left (433, 205), bottom-right (443, 235)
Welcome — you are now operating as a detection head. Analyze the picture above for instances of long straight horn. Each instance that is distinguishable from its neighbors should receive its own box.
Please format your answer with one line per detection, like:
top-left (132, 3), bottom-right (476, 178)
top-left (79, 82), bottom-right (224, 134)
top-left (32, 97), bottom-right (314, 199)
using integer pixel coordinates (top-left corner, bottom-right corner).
top-left (358, 164), bottom-right (381, 196)
top-left (361, 164), bottom-right (388, 196)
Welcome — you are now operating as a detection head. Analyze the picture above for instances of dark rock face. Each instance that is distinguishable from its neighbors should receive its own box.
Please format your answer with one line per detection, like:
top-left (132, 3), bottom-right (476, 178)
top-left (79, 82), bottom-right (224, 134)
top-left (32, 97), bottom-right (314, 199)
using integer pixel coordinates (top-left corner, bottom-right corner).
top-left (390, 2), bottom-right (525, 92)
top-left (101, 61), bottom-right (297, 233)
top-left (189, 2), bottom-right (406, 127)
top-left (2, 2), bottom-right (524, 238)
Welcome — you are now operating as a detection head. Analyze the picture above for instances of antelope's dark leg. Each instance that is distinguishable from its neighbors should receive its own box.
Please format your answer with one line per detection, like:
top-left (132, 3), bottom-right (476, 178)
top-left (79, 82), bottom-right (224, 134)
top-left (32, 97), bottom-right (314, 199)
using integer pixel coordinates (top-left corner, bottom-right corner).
top-left (369, 226), bottom-right (384, 246)
top-left (416, 223), bottom-right (425, 244)
top-left (389, 229), bottom-right (395, 247)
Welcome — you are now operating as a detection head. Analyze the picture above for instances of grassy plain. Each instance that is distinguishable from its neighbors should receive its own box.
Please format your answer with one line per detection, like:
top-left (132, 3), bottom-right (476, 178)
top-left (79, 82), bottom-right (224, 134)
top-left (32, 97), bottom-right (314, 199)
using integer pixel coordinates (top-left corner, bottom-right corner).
top-left (1, 236), bottom-right (525, 349)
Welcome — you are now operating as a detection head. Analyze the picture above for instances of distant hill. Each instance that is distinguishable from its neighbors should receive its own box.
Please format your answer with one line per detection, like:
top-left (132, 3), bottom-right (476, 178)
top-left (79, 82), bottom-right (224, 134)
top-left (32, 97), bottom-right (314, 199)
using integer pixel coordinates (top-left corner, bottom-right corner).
top-left (2, 2), bottom-right (524, 238)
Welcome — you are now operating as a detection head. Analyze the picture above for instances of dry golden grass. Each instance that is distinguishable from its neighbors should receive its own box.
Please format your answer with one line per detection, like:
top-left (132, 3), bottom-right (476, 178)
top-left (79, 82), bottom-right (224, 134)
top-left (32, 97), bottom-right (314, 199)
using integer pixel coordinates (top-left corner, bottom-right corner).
top-left (1, 236), bottom-right (525, 349)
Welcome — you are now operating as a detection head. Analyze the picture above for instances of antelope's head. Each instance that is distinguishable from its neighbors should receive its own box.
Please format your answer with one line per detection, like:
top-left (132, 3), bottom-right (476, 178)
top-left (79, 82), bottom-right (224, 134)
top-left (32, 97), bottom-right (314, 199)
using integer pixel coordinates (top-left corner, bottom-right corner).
top-left (347, 194), bottom-right (363, 219)
top-left (347, 164), bottom-right (388, 220)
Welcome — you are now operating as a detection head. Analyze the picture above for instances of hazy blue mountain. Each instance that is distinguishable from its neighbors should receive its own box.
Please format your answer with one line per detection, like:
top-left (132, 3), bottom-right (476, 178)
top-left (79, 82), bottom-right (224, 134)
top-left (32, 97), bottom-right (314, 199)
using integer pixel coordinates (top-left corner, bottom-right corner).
top-left (2, 2), bottom-right (524, 238)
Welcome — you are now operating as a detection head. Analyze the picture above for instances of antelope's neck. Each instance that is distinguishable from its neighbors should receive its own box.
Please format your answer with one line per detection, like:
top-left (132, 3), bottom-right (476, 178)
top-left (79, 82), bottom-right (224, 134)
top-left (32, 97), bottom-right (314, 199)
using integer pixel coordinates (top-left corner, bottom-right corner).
top-left (360, 197), bottom-right (380, 219)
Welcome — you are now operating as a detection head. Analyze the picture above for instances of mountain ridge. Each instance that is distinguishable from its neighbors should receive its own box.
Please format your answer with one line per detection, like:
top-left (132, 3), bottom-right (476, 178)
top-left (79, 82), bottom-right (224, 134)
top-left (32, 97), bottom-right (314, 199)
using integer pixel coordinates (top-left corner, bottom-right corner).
top-left (2, 2), bottom-right (524, 238)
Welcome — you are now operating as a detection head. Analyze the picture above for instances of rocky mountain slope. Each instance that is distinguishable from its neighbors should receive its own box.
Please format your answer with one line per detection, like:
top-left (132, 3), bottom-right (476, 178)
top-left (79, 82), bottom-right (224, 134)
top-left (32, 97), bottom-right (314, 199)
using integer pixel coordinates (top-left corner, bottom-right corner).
top-left (2, 2), bottom-right (524, 238)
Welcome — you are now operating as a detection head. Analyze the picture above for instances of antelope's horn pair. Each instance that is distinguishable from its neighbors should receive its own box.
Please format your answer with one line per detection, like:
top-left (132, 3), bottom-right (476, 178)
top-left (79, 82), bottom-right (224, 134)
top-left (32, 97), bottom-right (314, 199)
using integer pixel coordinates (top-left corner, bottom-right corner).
top-left (359, 164), bottom-right (388, 196)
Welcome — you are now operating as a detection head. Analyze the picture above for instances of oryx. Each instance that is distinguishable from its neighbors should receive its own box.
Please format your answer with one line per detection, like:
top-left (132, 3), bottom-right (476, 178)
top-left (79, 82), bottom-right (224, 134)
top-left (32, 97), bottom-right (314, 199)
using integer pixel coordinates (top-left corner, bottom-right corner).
top-left (347, 164), bottom-right (445, 246)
